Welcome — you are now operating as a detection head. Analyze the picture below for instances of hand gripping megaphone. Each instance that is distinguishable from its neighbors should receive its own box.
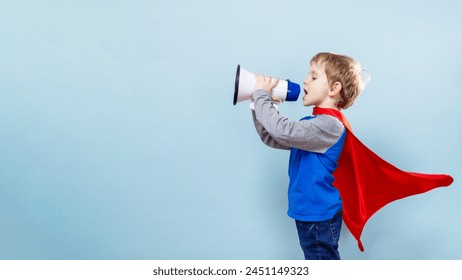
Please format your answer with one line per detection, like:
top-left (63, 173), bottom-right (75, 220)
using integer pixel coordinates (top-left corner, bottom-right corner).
top-left (233, 64), bottom-right (301, 105)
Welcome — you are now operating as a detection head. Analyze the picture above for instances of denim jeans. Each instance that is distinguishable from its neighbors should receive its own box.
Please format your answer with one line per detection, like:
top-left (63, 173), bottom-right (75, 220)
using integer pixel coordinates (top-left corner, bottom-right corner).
top-left (295, 211), bottom-right (342, 260)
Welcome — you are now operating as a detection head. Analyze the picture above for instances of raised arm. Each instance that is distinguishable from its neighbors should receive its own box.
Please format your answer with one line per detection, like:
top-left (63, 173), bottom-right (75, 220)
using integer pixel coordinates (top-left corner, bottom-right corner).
top-left (252, 90), bottom-right (345, 153)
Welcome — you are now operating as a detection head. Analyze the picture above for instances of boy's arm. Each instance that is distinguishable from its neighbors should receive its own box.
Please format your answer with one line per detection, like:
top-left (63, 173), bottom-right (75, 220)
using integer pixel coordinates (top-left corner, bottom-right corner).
top-left (252, 90), bottom-right (344, 153)
top-left (251, 108), bottom-right (291, 150)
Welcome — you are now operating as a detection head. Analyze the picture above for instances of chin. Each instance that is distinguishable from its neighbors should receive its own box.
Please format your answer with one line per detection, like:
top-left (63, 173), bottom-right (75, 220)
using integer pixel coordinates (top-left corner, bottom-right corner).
top-left (303, 101), bottom-right (312, 107)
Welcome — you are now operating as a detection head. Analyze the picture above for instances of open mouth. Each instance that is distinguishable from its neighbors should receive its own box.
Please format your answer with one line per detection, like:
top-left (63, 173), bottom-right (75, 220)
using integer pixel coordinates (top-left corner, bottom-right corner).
top-left (304, 89), bottom-right (308, 95)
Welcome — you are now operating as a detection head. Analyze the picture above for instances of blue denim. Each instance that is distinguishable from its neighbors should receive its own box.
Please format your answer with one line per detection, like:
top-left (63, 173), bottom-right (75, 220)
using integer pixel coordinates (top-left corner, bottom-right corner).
top-left (295, 211), bottom-right (342, 260)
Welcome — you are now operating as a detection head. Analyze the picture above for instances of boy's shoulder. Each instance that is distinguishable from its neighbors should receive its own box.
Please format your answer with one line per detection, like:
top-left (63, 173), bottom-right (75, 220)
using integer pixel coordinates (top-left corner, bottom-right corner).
top-left (300, 114), bottom-right (345, 134)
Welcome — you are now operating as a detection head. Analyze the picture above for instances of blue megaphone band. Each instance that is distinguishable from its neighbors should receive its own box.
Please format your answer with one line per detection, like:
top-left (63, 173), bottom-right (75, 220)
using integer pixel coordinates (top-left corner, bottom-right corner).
top-left (286, 79), bottom-right (301, 102)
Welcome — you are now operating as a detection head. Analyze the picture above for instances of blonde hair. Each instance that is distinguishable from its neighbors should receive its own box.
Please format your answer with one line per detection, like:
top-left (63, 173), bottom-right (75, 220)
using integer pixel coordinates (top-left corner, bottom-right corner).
top-left (310, 52), bottom-right (366, 109)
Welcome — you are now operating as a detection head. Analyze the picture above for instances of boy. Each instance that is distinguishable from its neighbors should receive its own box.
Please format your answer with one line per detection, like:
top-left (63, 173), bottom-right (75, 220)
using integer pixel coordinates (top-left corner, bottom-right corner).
top-left (250, 52), bottom-right (366, 260)
top-left (250, 52), bottom-right (453, 259)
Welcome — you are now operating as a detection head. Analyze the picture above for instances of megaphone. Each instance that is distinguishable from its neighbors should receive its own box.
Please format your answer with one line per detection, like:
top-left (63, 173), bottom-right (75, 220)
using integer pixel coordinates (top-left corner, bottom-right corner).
top-left (233, 64), bottom-right (301, 105)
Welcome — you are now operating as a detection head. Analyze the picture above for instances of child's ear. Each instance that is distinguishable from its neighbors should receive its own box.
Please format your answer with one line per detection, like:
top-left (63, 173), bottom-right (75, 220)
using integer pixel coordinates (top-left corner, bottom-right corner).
top-left (329, 81), bottom-right (342, 96)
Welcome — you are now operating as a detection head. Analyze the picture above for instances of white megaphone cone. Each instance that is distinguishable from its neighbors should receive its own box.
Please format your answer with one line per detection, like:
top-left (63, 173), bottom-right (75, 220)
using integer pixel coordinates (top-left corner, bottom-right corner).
top-left (233, 64), bottom-right (301, 105)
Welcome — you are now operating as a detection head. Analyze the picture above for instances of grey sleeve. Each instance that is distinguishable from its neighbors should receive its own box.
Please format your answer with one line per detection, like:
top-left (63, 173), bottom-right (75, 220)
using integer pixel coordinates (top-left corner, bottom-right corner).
top-left (251, 110), bottom-right (291, 150)
top-left (252, 90), bottom-right (345, 153)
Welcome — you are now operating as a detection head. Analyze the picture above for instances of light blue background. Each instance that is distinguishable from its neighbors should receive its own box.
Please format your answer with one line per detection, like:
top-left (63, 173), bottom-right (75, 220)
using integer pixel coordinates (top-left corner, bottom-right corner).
top-left (0, 0), bottom-right (461, 259)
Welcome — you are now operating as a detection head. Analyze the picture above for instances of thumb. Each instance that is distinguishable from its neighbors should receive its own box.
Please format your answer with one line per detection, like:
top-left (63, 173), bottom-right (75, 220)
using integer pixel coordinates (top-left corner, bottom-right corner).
top-left (272, 95), bottom-right (282, 103)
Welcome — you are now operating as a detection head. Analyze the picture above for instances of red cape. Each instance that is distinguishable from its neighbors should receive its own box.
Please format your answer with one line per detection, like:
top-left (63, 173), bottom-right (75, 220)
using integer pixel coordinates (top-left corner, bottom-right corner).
top-left (313, 107), bottom-right (454, 251)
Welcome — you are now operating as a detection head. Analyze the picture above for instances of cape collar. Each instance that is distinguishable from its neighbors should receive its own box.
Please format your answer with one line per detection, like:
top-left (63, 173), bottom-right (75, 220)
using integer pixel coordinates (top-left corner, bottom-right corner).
top-left (312, 107), bottom-right (352, 131)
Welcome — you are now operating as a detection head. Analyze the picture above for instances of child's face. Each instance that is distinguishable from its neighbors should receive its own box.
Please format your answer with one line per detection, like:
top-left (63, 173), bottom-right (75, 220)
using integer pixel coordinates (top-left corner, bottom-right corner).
top-left (302, 62), bottom-right (331, 107)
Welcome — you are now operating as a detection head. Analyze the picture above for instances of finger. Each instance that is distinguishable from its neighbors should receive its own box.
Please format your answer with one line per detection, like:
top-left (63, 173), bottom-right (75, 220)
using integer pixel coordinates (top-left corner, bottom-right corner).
top-left (271, 76), bottom-right (280, 87)
top-left (257, 74), bottom-right (266, 80)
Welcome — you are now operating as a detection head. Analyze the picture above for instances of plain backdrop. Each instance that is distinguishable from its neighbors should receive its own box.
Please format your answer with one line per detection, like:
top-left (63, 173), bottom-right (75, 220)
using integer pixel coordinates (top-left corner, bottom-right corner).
top-left (0, 0), bottom-right (461, 259)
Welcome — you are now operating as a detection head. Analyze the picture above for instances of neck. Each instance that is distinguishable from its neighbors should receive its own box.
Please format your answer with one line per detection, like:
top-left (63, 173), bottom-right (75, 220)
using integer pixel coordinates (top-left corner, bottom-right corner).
top-left (318, 105), bottom-right (340, 110)
top-left (316, 98), bottom-right (340, 110)
top-left (316, 104), bottom-right (340, 111)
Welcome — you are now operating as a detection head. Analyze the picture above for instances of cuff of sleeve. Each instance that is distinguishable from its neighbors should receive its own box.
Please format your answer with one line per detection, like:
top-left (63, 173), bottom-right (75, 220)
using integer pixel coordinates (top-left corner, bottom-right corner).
top-left (249, 101), bottom-right (279, 111)
top-left (249, 101), bottom-right (255, 111)
top-left (250, 101), bottom-right (278, 111)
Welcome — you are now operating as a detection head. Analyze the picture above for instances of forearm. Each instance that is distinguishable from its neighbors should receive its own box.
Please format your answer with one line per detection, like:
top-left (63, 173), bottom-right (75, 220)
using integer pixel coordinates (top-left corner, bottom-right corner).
top-left (252, 90), bottom-right (301, 148)
top-left (251, 109), bottom-right (291, 150)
